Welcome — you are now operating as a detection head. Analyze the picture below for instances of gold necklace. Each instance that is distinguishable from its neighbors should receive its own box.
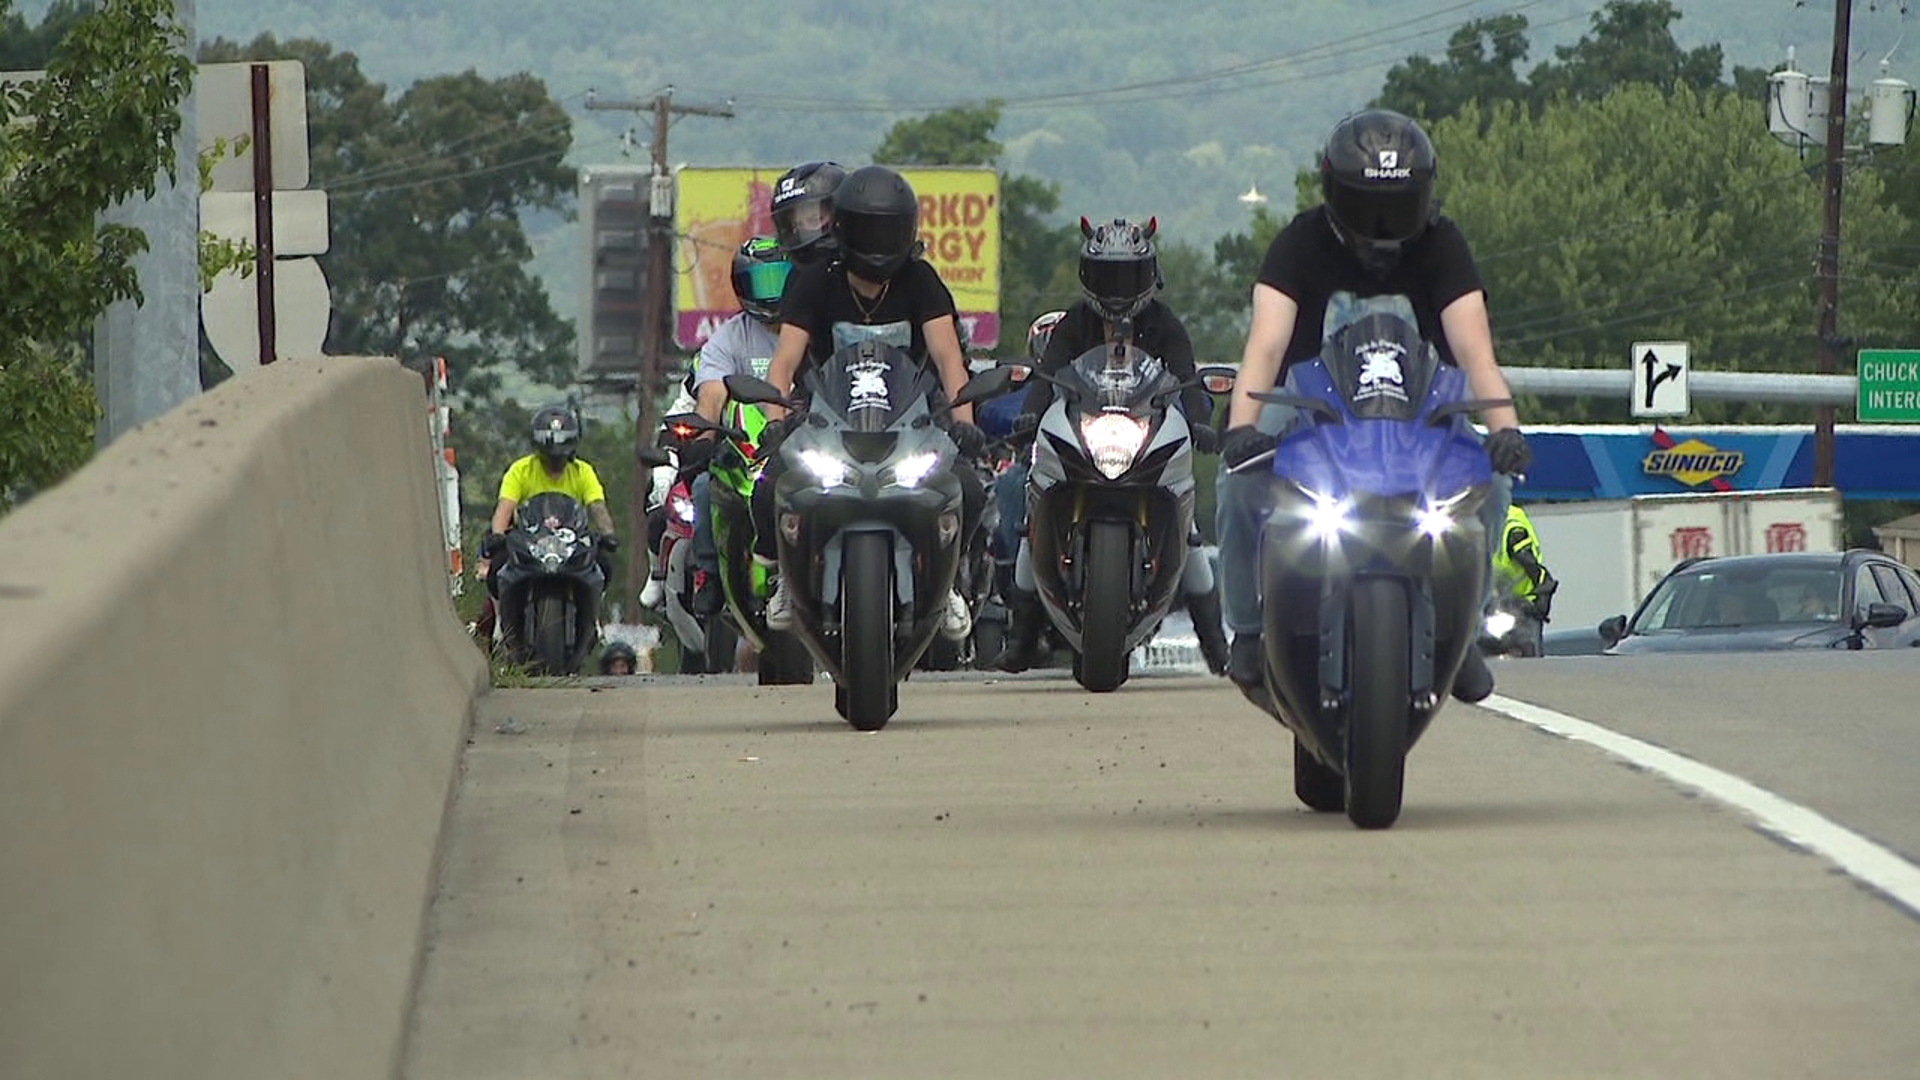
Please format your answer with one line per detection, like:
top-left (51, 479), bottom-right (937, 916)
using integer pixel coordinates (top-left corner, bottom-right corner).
top-left (848, 275), bottom-right (890, 321)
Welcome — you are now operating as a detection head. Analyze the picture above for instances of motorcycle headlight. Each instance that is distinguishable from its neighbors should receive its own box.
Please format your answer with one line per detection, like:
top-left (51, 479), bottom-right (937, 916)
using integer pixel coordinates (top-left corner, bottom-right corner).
top-left (1484, 610), bottom-right (1518, 639)
top-left (1079, 413), bottom-right (1150, 480)
top-left (889, 451), bottom-right (941, 487)
top-left (798, 448), bottom-right (850, 488)
top-left (1415, 490), bottom-right (1473, 538)
top-left (670, 495), bottom-right (696, 524)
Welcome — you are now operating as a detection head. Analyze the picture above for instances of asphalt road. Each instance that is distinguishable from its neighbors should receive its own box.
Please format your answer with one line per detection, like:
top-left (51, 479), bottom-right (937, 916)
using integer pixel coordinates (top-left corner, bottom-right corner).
top-left (403, 654), bottom-right (1920, 1080)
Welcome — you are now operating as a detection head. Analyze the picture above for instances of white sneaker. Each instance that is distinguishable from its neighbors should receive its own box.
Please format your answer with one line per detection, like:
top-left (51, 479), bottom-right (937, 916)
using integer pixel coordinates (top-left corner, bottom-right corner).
top-left (639, 576), bottom-right (666, 609)
top-left (764, 577), bottom-right (795, 631)
top-left (939, 589), bottom-right (973, 642)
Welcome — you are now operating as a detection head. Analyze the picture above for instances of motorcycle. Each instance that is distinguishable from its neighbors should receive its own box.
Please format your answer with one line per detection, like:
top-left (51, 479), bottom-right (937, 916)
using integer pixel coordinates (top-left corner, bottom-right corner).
top-left (725, 343), bottom-right (1014, 730)
top-left (1237, 298), bottom-right (1508, 829)
top-left (664, 407), bottom-right (815, 686)
top-left (640, 432), bottom-right (738, 675)
top-left (492, 491), bottom-right (605, 675)
top-left (1014, 336), bottom-right (1234, 692)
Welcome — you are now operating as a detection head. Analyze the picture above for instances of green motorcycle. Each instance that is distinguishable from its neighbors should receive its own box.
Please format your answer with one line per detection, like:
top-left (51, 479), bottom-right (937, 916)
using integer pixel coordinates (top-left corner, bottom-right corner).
top-left (699, 400), bottom-right (815, 685)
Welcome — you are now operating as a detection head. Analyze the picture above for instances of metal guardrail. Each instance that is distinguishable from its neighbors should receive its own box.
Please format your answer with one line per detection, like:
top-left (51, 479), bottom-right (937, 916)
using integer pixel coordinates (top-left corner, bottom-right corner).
top-left (1502, 368), bottom-right (1858, 406)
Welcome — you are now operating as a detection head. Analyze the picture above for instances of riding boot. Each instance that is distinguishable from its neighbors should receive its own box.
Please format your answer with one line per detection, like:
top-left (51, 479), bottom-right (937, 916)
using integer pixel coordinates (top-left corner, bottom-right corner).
top-left (991, 587), bottom-right (1044, 673)
top-left (1186, 586), bottom-right (1230, 677)
top-left (1452, 644), bottom-right (1495, 703)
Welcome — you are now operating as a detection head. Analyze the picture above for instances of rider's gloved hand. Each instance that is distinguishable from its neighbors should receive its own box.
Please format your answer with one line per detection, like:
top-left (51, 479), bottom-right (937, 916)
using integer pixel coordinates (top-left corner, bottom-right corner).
top-left (1219, 425), bottom-right (1270, 469)
top-left (757, 414), bottom-right (798, 459)
top-left (1486, 427), bottom-right (1531, 475)
top-left (481, 531), bottom-right (507, 559)
top-left (1189, 422), bottom-right (1222, 456)
top-left (676, 436), bottom-right (716, 473)
top-left (948, 420), bottom-right (987, 460)
top-left (1010, 411), bottom-right (1039, 444)
top-left (596, 534), bottom-right (621, 553)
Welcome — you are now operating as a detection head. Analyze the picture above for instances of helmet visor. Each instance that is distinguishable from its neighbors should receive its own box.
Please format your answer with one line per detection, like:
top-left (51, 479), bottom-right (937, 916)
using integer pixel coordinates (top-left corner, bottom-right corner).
top-left (741, 259), bottom-right (792, 306)
top-left (1326, 182), bottom-right (1431, 243)
top-left (837, 211), bottom-right (918, 261)
top-left (774, 200), bottom-right (830, 249)
top-left (1079, 258), bottom-right (1155, 307)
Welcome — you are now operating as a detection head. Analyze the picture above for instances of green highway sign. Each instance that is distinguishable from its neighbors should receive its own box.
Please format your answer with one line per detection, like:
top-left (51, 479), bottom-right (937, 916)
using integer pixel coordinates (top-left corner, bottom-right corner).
top-left (1858, 349), bottom-right (1920, 423)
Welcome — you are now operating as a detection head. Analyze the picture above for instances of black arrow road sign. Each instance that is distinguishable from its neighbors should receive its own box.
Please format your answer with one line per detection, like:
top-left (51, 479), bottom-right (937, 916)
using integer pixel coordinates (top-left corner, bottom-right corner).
top-left (1642, 349), bottom-right (1682, 409)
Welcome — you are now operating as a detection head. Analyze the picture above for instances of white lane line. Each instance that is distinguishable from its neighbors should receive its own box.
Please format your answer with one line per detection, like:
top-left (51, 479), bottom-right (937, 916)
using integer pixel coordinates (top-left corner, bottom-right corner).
top-left (1481, 693), bottom-right (1920, 917)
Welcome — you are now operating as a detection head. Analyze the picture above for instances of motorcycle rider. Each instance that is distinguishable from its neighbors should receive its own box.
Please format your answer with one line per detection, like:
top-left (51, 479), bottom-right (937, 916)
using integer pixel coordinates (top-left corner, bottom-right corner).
top-left (990, 218), bottom-right (1230, 675)
top-left (639, 369), bottom-right (701, 610)
top-left (1492, 502), bottom-right (1557, 624)
top-left (599, 639), bottom-right (639, 676)
top-left (755, 163), bottom-right (988, 641)
top-left (663, 235), bottom-right (792, 618)
top-left (1215, 109), bottom-right (1528, 701)
top-left (480, 403), bottom-right (619, 602)
top-left (988, 311), bottom-right (1067, 567)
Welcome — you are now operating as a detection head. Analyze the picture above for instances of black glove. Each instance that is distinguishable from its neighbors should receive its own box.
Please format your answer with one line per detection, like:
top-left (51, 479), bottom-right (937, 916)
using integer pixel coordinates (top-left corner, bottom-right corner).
top-left (1190, 422), bottom-right (1221, 456)
top-left (1220, 425), bottom-right (1270, 469)
top-left (481, 531), bottom-right (507, 559)
top-left (1486, 428), bottom-right (1531, 475)
top-left (676, 435), bottom-right (717, 474)
top-left (949, 420), bottom-right (987, 459)
top-left (757, 413), bottom-right (800, 459)
top-left (596, 534), bottom-right (620, 553)
top-left (1010, 411), bottom-right (1039, 444)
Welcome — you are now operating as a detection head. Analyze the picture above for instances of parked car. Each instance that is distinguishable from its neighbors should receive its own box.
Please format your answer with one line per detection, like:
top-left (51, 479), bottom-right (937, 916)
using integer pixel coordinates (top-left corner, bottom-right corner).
top-left (1597, 550), bottom-right (1920, 655)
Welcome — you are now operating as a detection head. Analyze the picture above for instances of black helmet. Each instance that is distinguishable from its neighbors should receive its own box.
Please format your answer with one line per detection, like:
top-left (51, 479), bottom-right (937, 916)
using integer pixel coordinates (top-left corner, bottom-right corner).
top-left (771, 161), bottom-right (846, 264)
top-left (1319, 109), bottom-right (1438, 276)
top-left (831, 165), bottom-right (921, 282)
top-left (599, 640), bottom-right (638, 675)
top-left (530, 404), bottom-right (582, 470)
top-left (730, 235), bottom-right (792, 323)
top-left (1027, 310), bottom-right (1067, 361)
top-left (1078, 217), bottom-right (1160, 323)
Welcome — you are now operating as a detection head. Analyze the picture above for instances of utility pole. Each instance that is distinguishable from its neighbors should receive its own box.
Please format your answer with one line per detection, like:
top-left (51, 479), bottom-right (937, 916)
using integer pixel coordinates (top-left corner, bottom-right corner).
top-left (585, 88), bottom-right (733, 612)
top-left (1813, 0), bottom-right (1852, 488)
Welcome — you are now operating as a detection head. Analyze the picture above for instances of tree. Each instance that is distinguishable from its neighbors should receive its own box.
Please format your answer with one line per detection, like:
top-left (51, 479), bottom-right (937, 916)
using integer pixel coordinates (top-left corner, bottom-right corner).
top-left (873, 102), bottom-right (1080, 345)
top-left (1430, 86), bottom-right (1913, 424)
top-left (1375, 14), bottom-right (1533, 123)
top-left (197, 35), bottom-right (579, 509)
top-left (1527, 1), bottom-right (1727, 106)
top-left (1, 0), bottom-right (192, 508)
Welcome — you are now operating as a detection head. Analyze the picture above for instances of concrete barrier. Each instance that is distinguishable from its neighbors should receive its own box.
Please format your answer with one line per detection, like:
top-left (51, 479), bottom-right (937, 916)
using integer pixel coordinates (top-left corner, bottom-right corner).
top-left (0, 357), bottom-right (487, 1079)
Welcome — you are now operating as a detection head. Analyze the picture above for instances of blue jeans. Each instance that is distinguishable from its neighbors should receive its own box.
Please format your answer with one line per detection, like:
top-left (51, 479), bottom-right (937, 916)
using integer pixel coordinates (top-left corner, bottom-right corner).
top-left (1214, 411), bottom-right (1512, 635)
top-left (991, 462), bottom-right (1028, 562)
top-left (692, 471), bottom-right (718, 577)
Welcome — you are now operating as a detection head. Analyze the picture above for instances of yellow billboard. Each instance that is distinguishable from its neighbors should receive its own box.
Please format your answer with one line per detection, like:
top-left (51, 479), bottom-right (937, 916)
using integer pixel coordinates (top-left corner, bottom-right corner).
top-left (673, 165), bottom-right (1001, 349)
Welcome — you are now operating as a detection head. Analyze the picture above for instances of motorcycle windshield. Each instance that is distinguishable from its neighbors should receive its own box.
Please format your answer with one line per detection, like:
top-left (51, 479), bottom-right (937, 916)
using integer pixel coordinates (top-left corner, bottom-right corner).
top-left (806, 341), bottom-right (940, 433)
top-left (1058, 344), bottom-right (1168, 413)
top-left (515, 492), bottom-right (590, 536)
top-left (1271, 308), bottom-right (1490, 502)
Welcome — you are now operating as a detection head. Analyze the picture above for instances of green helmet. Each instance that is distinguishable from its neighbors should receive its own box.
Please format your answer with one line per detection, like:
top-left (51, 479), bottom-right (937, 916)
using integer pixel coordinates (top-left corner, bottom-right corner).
top-left (731, 235), bottom-right (792, 323)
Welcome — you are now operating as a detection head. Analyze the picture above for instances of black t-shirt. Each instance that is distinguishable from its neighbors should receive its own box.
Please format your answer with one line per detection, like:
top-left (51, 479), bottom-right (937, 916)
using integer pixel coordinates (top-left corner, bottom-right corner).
top-left (1257, 205), bottom-right (1484, 377)
top-left (779, 258), bottom-right (958, 373)
top-left (1022, 298), bottom-right (1208, 419)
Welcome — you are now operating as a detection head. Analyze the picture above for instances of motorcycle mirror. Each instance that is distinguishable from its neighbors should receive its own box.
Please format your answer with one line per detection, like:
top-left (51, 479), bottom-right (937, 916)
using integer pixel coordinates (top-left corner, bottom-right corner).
top-left (1426, 397), bottom-right (1516, 427)
top-left (723, 374), bottom-right (796, 409)
top-left (995, 359), bottom-right (1034, 384)
top-left (1196, 365), bottom-right (1238, 395)
top-left (1249, 390), bottom-right (1343, 423)
top-left (952, 365), bottom-right (1020, 408)
top-left (636, 445), bottom-right (673, 468)
top-left (1598, 614), bottom-right (1627, 646)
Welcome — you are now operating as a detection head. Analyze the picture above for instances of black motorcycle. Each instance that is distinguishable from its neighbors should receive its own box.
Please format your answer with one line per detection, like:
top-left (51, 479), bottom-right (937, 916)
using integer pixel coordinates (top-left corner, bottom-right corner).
top-left (1238, 301), bottom-right (1508, 828)
top-left (493, 491), bottom-right (605, 675)
top-left (726, 343), bottom-right (1014, 730)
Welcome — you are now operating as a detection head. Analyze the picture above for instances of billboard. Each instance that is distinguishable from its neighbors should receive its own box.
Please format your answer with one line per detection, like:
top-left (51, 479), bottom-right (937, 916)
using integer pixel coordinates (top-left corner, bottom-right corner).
top-left (672, 165), bottom-right (1001, 349)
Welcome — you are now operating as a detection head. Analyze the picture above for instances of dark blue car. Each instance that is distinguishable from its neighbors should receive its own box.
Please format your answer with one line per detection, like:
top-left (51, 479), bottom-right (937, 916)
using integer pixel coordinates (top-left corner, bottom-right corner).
top-left (1599, 550), bottom-right (1920, 654)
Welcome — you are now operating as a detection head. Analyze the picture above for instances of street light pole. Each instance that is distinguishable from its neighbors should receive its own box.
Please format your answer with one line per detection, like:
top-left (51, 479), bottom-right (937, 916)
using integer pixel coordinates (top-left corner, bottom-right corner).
top-left (1813, 0), bottom-right (1853, 488)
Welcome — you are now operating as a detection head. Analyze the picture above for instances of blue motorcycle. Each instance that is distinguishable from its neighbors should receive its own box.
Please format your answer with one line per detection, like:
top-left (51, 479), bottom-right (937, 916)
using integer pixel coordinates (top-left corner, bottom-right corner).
top-left (1238, 301), bottom-right (1508, 828)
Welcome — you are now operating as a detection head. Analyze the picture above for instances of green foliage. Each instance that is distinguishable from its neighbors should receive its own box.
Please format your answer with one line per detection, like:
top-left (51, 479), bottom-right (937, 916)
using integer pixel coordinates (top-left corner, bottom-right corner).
top-left (0, 344), bottom-right (97, 509)
top-left (196, 135), bottom-right (255, 292)
top-left (0, 0), bottom-right (192, 507)
top-left (196, 34), bottom-right (579, 507)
